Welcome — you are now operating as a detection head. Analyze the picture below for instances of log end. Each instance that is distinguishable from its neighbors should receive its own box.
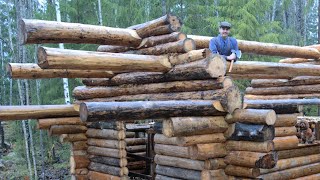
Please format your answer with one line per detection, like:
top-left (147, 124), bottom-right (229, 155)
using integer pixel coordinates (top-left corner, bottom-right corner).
top-left (266, 110), bottom-right (277, 125)
top-left (206, 55), bottom-right (227, 78)
top-left (221, 77), bottom-right (234, 89)
top-left (257, 152), bottom-right (278, 169)
top-left (6, 63), bottom-right (13, 79)
top-left (222, 86), bottom-right (242, 113)
top-left (178, 32), bottom-right (187, 40)
top-left (224, 123), bottom-right (235, 139)
top-left (183, 38), bottom-right (196, 52)
top-left (162, 119), bottom-right (174, 137)
top-left (79, 103), bottom-right (89, 123)
top-left (37, 46), bottom-right (49, 69)
top-left (19, 19), bottom-right (28, 45)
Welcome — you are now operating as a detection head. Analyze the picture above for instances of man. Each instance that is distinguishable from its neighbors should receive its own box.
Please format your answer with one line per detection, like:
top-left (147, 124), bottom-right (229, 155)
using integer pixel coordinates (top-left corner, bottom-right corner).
top-left (209, 21), bottom-right (240, 61)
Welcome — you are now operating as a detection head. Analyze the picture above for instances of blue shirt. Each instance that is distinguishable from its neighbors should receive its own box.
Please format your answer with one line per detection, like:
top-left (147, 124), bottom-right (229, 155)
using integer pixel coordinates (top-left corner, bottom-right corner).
top-left (209, 34), bottom-right (239, 57)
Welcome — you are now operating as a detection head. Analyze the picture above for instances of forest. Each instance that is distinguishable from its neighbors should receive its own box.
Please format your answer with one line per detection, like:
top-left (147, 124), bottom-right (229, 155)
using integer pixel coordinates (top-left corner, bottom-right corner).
top-left (0, 0), bottom-right (319, 179)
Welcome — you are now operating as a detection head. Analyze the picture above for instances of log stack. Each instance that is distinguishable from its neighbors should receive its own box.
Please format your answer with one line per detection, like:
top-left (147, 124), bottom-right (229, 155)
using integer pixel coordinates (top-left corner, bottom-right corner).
top-left (243, 79), bottom-right (320, 179)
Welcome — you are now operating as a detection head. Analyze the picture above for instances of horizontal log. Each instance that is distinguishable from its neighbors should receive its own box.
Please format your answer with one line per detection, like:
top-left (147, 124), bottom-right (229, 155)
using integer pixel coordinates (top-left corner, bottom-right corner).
top-left (72, 141), bottom-right (88, 151)
top-left (280, 58), bottom-right (316, 64)
top-left (162, 116), bottom-right (228, 137)
top-left (87, 171), bottom-right (120, 180)
top-left (86, 128), bottom-right (125, 140)
top-left (260, 154), bottom-right (320, 174)
top-left (126, 145), bottom-right (146, 153)
top-left (70, 155), bottom-right (90, 169)
top-left (154, 154), bottom-right (205, 171)
top-left (188, 35), bottom-right (320, 59)
top-left (49, 125), bottom-right (87, 136)
top-left (21, 19), bottom-right (141, 46)
top-left (225, 109), bottom-right (276, 125)
top-left (169, 49), bottom-right (211, 65)
top-left (86, 121), bottom-right (125, 130)
top-left (8, 63), bottom-right (115, 79)
top-left (230, 73), bottom-right (292, 80)
top-left (73, 79), bottom-right (228, 100)
top-left (154, 133), bottom-right (226, 146)
top-left (224, 165), bottom-right (260, 178)
top-left (80, 100), bottom-right (226, 122)
top-left (251, 76), bottom-right (320, 88)
top-left (38, 47), bottom-right (171, 72)
top-left (0, 104), bottom-right (78, 121)
top-left (277, 143), bottom-right (320, 159)
top-left (89, 155), bottom-right (127, 167)
top-left (189, 143), bottom-right (227, 160)
top-left (125, 132), bottom-right (135, 138)
top-left (70, 175), bottom-right (87, 180)
top-left (224, 151), bottom-right (277, 169)
top-left (125, 138), bottom-right (146, 146)
top-left (71, 150), bottom-right (87, 156)
top-left (226, 140), bottom-right (274, 153)
top-left (97, 45), bottom-right (133, 53)
top-left (244, 93), bottom-right (320, 100)
top-left (273, 135), bottom-right (299, 151)
top-left (258, 162), bottom-right (320, 180)
top-left (127, 161), bottom-right (146, 170)
top-left (88, 146), bottom-right (126, 158)
top-left (245, 99), bottom-right (305, 114)
top-left (154, 144), bottom-right (190, 159)
top-left (73, 168), bottom-right (88, 175)
top-left (275, 114), bottom-right (298, 127)
top-left (155, 165), bottom-right (201, 180)
top-left (201, 169), bottom-right (227, 180)
top-left (291, 173), bottom-right (320, 180)
top-left (246, 84), bottom-right (320, 95)
top-left (275, 126), bottom-right (297, 137)
top-left (138, 32), bottom-right (186, 49)
top-left (226, 123), bottom-right (275, 142)
top-left (60, 133), bottom-right (87, 143)
top-left (37, 117), bottom-right (84, 129)
top-left (298, 116), bottom-right (320, 122)
top-left (155, 175), bottom-right (180, 180)
top-left (87, 138), bottom-right (125, 149)
top-left (88, 162), bottom-right (128, 176)
top-left (204, 158), bottom-right (226, 170)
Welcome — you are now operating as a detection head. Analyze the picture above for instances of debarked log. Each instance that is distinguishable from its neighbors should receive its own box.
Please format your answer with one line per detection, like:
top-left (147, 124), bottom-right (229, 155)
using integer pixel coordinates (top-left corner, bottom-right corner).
top-left (37, 117), bottom-right (85, 129)
top-left (49, 125), bottom-right (87, 136)
top-left (89, 155), bottom-right (127, 167)
top-left (273, 135), bottom-right (299, 151)
top-left (155, 165), bottom-right (201, 180)
top-left (87, 146), bottom-right (126, 158)
top-left (225, 109), bottom-right (276, 125)
top-left (226, 140), bottom-right (274, 153)
top-left (154, 154), bottom-right (205, 171)
top-left (80, 100), bottom-right (227, 122)
top-left (88, 162), bottom-right (129, 176)
top-left (154, 133), bottom-right (226, 146)
top-left (87, 138), bottom-right (126, 149)
top-left (189, 143), bottom-right (227, 160)
top-left (86, 128), bottom-right (125, 140)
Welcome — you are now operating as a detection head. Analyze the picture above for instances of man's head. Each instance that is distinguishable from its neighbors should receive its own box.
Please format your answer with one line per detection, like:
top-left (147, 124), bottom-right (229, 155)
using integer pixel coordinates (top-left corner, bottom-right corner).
top-left (219, 21), bottom-right (231, 38)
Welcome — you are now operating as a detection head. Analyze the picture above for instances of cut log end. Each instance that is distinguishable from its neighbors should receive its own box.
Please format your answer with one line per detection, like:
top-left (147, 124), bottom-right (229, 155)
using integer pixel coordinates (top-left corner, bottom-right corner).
top-left (223, 86), bottom-right (242, 113)
top-left (37, 46), bottom-right (48, 68)
top-left (178, 32), bottom-right (187, 40)
top-left (162, 120), bottom-right (173, 137)
top-left (168, 15), bottom-right (182, 30)
top-left (266, 110), bottom-right (277, 125)
top-left (20, 19), bottom-right (27, 44)
top-left (183, 38), bottom-right (196, 52)
top-left (207, 55), bottom-right (227, 78)
top-left (6, 64), bottom-right (13, 78)
top-left (79, 103), bottom-right (88, 122)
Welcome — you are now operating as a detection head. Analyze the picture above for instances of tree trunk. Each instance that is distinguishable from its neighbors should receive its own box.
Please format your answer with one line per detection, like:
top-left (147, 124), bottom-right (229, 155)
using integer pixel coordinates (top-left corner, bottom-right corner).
top-left (20, 19), bottom-right (142, 46)
top-left (155, 165), bottom-right (201, 180)
top-left (37, 47), bottom-right (171, 72)
top-left (155, 154), bottom-right (205, 171)
top-left (226, 140), bottom-right (274, 153)
top-left (226, 123), bottom-right (275, 142)
top-left (225, 109), bottom-right (276, 125)
top-left (97, 0), bottom-right (102, 25)
top-left (162, 116), bottom-right (228, 137)
top-left (0, 105), bottom-right (78, 120)
top-left (154, 133), bottom-right (226, 146)
top-left (80, 100), bottom-right (226, 122)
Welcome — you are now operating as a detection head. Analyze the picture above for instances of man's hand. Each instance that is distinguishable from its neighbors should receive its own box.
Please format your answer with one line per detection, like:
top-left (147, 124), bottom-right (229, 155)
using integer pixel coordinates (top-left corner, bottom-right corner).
top-left (226, 53), bottom-right (237, 61)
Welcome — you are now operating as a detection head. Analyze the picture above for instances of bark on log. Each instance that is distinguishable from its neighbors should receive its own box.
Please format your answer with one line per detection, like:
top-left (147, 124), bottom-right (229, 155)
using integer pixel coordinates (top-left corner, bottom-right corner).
top-left (70, 155), bottom-right (90, 169)
top-left (37, 117), bottom-right (84, 129)
top-left (225, 109), bottom-right (276, 125)
top-left (73, 79), bottom-right (227, 100)
top-left (155, 165), bottom-right (201, 180)
top-left (162, 116), bottom-right (227, 137)
top-left (21, 19), bottom-right (142, 46)
top-left (258, 162), bottom-right (320, 180)
top-left (128, 14), bottom-right (182, 38)
top-left (273, 136), bottom-right (299, 151)
top-left (0, 104), bottom-right (78, 121)
top-left (154, 144), bottom-right (190, 158)
top-left (154, 154), bottom-right (205, 171)
top-left (230, 73), bottom-right (292, 80)
top-left (277, 143), bottom-right (320, 159)
top-left (226, 140), bottom-right (274, 153)
top-left (246, 84), bottom-right (320, 95)
top-left (60, 133), bottom-right (87, 143)
top-left (251, 76), bottom-right (320, 88)
top-left (87, 146), bottom-right (126, 158)
top-left (87, 138), bottom-right (126, 149)
top-left (154, 133), bottom-right (226, 146)
top-left (224, 165), bottom-right (260, 178)
top-left (86, 121), bottom-right (125, 130)
top-left (275, 114), bottom-right (298, 127)
top-left (80, 100), bottom-right (226, 122)
top-left (224, 151), bottom-right (278, 169)
top-left (86, 128), bottom-right (125, 140)
top-left (8, 63), bottom-right (115, 79)
top-left (275, 126), bottom-right (297, 137)
top-left (126, 145), bottom-right (145, 153)
top-left (38, 47), bottom-right (171, 72)
top-left (97, 45), bottom-right (133, 53)
top-left (226, 123), bottom-right (275, 142)
top-left (72, 141), bottom-right (88, 151)
top-left (125, 39), bottom-right (195, 55)
top-left (138, 32), bottom-right (186, 49)
top-left (189, 143), bottom-right (227, 160)
top-left (88, 171), bottom-right (121, 180)
top-left (125, 138), bottom-right (146, 146)
top-left (204, 158), bottom-right (226, 170)
top-left (169, 49), bottom-right (211, 65)
top-left (188, 35), bottom-right (320, 59)
top-left (244, 93), bottom-right (320, 100)
top-left (291, 173), bottom-right (320, 180)
top-left (49, 125), bottom-right (87, 136)
top-left (89, 155), bottom-right (127, 167)
top-left (245, 99), bottom-right (305, 114)
top-left (260, 154), bottom-right (320, 174)
top-left (88, 162), bottom-right (128, 176)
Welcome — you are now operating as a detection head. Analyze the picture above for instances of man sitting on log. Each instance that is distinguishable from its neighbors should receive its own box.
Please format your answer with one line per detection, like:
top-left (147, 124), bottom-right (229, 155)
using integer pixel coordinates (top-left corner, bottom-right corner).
top-left (209, 22), bottom-right (240, 61)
